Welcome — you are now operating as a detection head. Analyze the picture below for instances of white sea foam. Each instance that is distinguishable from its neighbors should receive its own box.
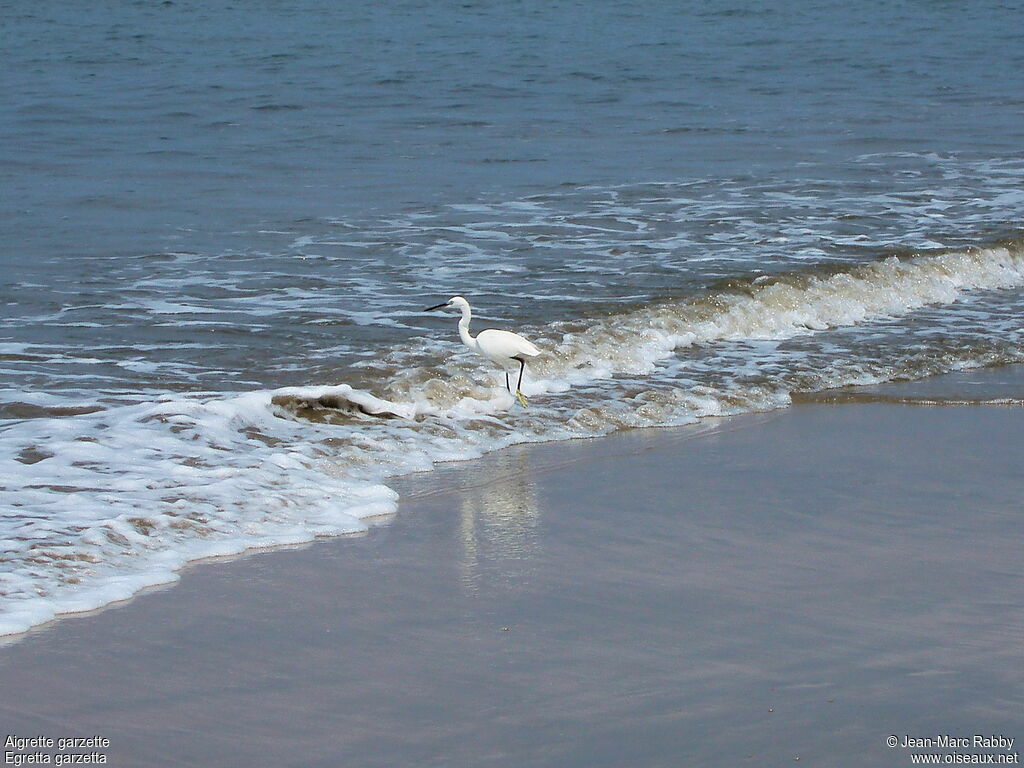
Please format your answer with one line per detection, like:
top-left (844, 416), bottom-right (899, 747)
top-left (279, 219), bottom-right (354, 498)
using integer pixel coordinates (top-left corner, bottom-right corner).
top-left (3, 244), bottom-right (1024, 636)
top-left (528, 246), bottom-right (1024, 388)
top-left (0, 386), bottom-right (410, 635)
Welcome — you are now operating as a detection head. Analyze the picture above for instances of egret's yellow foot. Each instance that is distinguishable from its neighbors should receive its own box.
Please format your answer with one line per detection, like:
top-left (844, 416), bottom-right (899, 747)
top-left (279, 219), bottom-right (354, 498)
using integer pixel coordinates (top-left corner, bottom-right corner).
top-left (515, 389), bottom-right (529, 408)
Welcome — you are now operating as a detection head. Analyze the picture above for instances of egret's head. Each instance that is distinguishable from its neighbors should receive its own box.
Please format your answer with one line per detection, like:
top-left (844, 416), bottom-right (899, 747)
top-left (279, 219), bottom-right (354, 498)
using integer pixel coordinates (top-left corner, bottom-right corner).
top-left (424, 295), bottom-right (470, 312)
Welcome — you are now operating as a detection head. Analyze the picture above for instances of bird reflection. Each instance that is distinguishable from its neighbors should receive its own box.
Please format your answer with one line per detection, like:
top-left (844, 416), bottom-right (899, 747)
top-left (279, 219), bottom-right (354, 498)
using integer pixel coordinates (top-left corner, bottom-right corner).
top-left (456, 450), bottom-right (541, 592)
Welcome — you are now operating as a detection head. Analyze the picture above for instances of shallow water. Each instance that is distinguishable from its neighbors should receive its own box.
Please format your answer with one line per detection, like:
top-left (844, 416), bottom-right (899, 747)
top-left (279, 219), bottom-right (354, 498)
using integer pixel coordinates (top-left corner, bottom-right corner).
top-left (2, 0), bottom-right (1024, 634)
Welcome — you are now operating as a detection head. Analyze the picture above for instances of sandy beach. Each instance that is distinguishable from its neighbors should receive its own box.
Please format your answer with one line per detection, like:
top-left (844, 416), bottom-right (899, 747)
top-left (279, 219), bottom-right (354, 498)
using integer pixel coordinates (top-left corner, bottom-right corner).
top-left (2, 377), bottom-right (1023, 767)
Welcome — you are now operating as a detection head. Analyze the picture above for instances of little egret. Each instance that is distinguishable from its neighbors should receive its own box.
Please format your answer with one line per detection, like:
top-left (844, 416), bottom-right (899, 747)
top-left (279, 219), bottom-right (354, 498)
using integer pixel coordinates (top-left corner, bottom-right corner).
top-left (425, 296), bottom-right (541, 407)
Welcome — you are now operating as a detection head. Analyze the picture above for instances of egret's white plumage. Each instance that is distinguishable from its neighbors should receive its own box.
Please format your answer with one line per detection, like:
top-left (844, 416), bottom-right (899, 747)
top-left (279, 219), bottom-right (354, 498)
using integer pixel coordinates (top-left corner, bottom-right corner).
top-left (425, 295), bottom-right (541, 406)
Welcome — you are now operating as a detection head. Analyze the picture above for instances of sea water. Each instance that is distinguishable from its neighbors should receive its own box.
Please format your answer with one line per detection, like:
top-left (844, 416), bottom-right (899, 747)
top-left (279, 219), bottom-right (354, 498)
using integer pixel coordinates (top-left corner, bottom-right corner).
top-left (2, 0), bottom-right (1023, 634)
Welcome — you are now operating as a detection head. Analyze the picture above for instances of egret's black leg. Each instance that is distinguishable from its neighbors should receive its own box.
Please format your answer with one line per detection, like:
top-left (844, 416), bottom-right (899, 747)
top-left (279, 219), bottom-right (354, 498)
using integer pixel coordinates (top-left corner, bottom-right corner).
top-left (505, 371), bottom-right (511, 393)
top-left (513, 356), bottom-right (529, 407)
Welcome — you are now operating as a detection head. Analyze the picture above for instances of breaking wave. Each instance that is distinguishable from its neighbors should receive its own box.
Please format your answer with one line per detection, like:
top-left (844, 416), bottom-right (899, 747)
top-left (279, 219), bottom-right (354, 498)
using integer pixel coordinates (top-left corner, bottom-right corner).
top-left (3, 241), bottom-right (1024, 636)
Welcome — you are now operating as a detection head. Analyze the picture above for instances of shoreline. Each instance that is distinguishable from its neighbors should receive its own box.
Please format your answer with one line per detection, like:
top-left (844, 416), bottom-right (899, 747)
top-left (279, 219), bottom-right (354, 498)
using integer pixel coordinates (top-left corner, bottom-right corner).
top-left (2, 377), bottom-right (1023, 766)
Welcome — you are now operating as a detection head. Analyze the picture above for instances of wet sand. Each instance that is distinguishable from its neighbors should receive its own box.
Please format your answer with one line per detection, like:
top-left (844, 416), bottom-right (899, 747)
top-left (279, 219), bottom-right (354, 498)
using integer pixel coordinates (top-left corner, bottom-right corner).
top-left (1, 392), bottom-right (1023, 767)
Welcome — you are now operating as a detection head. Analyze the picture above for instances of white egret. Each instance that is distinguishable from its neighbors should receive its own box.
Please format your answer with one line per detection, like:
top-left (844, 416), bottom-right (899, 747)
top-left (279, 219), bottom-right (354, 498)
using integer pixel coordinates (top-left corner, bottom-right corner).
top-left (425, 296), bottom-right (541, 407)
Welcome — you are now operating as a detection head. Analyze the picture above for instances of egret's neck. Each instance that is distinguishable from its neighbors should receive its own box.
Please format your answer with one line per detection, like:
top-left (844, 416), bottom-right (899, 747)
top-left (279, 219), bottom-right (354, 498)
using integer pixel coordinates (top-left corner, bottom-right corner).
top-left (457, 305), bottom-right (478, 351)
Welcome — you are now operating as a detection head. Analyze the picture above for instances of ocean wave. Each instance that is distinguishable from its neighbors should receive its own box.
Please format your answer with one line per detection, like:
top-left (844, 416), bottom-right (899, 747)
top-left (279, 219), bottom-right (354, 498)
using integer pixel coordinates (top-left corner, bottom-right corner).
top-left (2, 241), bottom-right (1024, 637)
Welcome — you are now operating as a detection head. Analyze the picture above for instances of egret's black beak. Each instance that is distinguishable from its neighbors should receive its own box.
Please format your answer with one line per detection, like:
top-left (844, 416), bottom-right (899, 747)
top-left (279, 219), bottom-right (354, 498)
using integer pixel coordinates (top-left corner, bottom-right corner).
top-left (424, 302), bottom-right (449, 312)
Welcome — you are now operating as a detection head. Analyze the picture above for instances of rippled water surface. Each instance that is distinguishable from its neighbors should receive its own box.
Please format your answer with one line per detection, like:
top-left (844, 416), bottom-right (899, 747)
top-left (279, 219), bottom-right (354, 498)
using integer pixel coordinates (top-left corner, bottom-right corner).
top-left (2, 0), bottom-right (1023, 634)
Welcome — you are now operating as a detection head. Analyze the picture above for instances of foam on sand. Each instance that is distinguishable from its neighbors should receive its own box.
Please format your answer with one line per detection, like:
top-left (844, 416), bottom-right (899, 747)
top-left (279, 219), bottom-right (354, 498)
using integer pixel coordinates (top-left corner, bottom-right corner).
top-left (3, 243), bottom-right (1024, 636)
